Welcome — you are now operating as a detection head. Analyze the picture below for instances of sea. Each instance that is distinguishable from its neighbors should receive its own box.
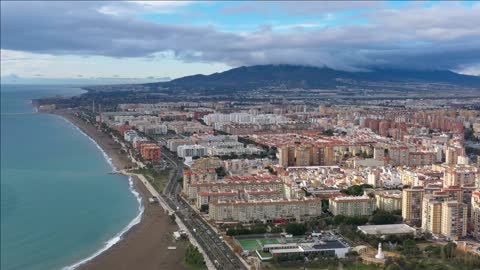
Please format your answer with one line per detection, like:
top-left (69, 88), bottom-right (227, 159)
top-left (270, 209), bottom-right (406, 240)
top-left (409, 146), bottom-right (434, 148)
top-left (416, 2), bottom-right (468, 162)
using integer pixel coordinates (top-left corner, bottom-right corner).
top-left (1, 85), bottom-right (143, 270)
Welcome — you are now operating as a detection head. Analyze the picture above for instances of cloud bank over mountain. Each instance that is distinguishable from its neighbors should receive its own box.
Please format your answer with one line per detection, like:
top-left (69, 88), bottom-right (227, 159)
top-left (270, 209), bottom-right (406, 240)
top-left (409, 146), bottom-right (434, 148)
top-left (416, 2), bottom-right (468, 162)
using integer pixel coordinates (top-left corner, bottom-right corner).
top-left (1, 1), bottom-right (479, 78)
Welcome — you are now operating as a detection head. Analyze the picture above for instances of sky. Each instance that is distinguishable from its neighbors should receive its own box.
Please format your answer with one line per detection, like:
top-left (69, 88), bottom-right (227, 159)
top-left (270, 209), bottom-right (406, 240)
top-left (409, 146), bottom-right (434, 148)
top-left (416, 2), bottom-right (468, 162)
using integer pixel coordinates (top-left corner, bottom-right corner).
top-left (1, 1), bottom-right (480, 84)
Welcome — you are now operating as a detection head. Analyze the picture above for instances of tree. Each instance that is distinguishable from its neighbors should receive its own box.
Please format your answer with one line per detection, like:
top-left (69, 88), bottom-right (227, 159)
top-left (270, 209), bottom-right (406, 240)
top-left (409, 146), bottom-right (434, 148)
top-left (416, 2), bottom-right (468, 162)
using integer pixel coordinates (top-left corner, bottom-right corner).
top-left (402, 239), bottom-right (419, 256)
top-left (285, 223), bottom-right (307, 236)
top-left (424, 245), bottom-right (441, 257)
top-left (333, 215), bottom-right (346, 225)
top-left (370, 210), bottom-right (401, 225)
top-left (251, 224), bottom-right (267, 234)
top-left (386, 264), bottom-right (402, 270)
top-left (215, 166), bottom-right (227, 178)
top-left (323, 129), bottom-right (334, 136)
top-left (442, 242), bottom-right (457, 258)
top-left (185, 244), bottom-right (206, 267)
top-left (169, 213), bottom-right (176, 223)
top-left (200, 204), bottom-right (209, 213)
top-left (340, 184), bottom-right (373, 196)
top-left (270, 226), bottom-right (283, 233)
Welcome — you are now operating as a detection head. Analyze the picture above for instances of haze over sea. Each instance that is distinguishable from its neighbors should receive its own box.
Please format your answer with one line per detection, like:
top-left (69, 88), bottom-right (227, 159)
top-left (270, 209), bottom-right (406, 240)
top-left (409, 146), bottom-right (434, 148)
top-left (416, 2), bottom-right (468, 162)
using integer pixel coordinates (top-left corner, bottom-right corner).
top-left (1, 85), bottom-right (141, 270)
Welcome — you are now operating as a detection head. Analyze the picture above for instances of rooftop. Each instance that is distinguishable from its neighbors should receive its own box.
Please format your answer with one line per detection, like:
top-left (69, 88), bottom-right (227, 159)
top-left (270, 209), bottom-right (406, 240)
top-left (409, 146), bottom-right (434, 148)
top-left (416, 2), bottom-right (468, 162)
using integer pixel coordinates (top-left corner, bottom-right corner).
top-left (357, 224), bottom-right (415, 235)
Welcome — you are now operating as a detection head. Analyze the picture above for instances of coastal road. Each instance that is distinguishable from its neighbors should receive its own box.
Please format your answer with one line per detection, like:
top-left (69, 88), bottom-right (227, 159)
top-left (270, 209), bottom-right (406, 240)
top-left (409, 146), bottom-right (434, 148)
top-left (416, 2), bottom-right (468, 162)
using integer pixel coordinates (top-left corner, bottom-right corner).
top-left (124, 171), bottom-right (216, 270)
top-left (159, 148), bottom-right (248, 270)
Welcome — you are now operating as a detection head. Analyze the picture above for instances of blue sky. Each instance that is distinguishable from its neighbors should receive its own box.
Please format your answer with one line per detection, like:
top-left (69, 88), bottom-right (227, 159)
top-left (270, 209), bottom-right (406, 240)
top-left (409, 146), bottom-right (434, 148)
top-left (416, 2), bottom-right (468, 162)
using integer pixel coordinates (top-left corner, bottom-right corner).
top-left (1, 1), bottom-right (479, 83)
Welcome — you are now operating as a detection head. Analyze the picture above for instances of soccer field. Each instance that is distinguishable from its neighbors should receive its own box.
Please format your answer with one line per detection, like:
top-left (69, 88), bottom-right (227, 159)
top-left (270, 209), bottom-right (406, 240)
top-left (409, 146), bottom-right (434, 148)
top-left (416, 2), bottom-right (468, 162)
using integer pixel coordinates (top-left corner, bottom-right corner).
top-left (238, 239), bottom-right (261, 251)
top-left (258, 239), bottom-right (279, 245)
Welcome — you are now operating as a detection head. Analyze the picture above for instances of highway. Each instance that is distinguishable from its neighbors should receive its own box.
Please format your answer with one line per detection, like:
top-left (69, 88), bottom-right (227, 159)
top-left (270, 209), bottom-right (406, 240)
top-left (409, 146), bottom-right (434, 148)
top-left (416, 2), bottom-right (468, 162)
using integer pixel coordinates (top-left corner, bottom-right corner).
top-left (159, 147), bottom-right (248, 270)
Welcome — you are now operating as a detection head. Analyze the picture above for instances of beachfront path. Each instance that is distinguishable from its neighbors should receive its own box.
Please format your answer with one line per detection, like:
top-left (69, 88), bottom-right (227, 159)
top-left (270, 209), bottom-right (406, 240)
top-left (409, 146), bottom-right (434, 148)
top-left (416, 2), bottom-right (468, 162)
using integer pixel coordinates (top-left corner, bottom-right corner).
top-left (123, 171), bottom-right (216, 270)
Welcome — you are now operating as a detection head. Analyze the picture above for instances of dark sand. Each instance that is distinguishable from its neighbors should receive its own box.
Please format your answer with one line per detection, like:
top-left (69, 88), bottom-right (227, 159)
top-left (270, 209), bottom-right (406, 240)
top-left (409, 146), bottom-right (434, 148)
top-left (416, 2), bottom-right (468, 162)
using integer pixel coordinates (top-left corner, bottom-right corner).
top-left (54, 110), bottom-right (189, 270)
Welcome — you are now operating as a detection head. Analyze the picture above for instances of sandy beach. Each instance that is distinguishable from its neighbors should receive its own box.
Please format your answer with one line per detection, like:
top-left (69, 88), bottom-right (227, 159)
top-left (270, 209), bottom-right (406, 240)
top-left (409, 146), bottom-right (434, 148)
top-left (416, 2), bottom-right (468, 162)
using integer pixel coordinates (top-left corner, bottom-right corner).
top-left (53, 110), bottom-right (189, 270)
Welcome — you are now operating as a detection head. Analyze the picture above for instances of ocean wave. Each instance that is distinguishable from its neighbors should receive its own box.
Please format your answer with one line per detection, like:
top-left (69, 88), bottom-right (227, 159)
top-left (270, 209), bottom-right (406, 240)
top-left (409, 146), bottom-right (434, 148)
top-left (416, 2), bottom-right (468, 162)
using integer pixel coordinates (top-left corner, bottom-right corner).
top-left (62, 176), bottom-right (144, 270)
top-left (59, 117), bottom-right (117, 172)
top-left (57, 116), bottom-right (145, 270)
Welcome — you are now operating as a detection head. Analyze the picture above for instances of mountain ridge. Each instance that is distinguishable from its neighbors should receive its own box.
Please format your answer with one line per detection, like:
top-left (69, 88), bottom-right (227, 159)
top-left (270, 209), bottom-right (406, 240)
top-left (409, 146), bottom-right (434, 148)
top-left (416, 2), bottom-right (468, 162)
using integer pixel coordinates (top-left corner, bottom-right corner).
top-left (145, 64), bottom-right (480, 92)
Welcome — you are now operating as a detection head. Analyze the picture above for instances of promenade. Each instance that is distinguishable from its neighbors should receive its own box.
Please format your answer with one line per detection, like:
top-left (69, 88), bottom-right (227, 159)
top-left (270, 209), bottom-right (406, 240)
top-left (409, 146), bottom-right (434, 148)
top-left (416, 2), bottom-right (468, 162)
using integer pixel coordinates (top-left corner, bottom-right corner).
top-left (121, 171), bottom-right (216, 270)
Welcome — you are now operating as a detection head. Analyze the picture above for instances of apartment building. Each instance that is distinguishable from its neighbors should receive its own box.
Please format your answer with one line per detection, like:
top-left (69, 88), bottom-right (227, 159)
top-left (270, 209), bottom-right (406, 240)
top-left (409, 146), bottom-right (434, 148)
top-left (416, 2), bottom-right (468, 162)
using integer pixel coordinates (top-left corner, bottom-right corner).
top-left (142, 124), bottom-right (167, 135)
top-left (166, 138), bottom-right (194, 152)
top-left (209, 197), bottom-right (322, 223)
top-left (444, 165), bottom-right (477, 187)
top-left (329, 195), bottom-right (376, 217)
top-left (402, 187), bottom-right (425, 225)
top-left (445, 145), bottom-right (466, 165)
top-left (421, 192), bottom-right (451, 234)
top-left (472, 192), bottom-right (480, 240)
top-left (400, 170), bottom-right (419, 186)
top-left (367, 170), bottom-right (381, 188)
top-left (409, 152), bottom-right (436, 167)
top-left (196, 188), bottom-right (283, 209)
top-left (124, 130), bottom-right (138, 142)
top-left (183, 168), bottom-right (218, 193)
top-left (375, 190), bottom-right (402, 212)
top-left (187, 178), bottom-right (284, 200)
top-left (278, 144), bottom-right (334, 167)
top-left (388, 146), bottom-right (409, 166)
top-left (177, 144), bottom-right (208, 158)
top-left (441, 200), bottom-right (468, 240)
top-left (140, 143), bottom-right (161, 160)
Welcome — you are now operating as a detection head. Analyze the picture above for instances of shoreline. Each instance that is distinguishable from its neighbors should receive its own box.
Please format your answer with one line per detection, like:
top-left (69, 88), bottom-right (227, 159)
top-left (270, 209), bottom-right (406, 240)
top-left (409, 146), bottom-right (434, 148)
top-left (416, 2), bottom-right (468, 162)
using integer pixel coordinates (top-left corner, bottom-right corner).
top-left (50, 110), bottom-right (189, 270)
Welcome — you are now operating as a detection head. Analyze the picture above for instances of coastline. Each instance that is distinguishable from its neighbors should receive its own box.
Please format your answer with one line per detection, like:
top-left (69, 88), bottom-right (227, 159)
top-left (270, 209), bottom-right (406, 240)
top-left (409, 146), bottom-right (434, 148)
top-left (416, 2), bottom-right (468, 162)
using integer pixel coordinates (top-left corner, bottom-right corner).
top-left (50, 110), bottom-right (189, 270)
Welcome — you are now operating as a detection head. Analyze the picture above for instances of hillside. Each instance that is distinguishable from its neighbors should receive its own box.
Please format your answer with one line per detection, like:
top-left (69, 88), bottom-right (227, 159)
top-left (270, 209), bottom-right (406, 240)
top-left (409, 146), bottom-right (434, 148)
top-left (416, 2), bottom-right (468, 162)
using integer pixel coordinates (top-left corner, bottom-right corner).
top-left (146, 65), bottom-right (480, 92)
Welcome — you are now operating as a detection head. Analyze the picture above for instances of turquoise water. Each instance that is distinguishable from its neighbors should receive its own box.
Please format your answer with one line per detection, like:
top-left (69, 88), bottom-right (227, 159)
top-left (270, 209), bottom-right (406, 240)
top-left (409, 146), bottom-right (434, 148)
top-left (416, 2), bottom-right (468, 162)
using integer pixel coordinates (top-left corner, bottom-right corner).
top-left (1, 85), bottom-right (142, 270)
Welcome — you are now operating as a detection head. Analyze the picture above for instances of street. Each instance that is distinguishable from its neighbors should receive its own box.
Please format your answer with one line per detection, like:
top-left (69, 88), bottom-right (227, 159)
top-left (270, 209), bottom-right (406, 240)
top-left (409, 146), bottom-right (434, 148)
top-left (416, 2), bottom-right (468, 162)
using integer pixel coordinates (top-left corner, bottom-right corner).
top-left (160, 147), bottom-right (248, 270)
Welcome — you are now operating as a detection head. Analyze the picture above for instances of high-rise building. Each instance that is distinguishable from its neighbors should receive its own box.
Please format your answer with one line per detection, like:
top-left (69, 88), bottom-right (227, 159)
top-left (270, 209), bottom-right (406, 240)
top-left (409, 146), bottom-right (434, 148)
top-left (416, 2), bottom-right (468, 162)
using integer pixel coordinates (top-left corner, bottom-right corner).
top-left (445, 145), bottom-right (465, 165)
top-left (367, 170), bottom-right (381, 188)
top-left (294, 146), bottom-right (312, 166)
top-left (375, 190), bottom-right (402, 212)
top-left (443, 165), bottom-right (477, 187)
top-left (329, 195), bottom-right (376, 216)
top-left (421, 192), bottom-right (450, 234)
top-left (402, 187), bottom-right (425, 225)
top-left (209, 197), bottom-right (323, 223)
top-left (278, 144), bottom-right (334, 167)
top-left (389, 146), bottom-right (409, 166)
top-left (441, 200), bottom-right (468, 240)
top-left (472, 192), bottom-right (480, 240)
top-left (177, 144), bottom-right (208, 158)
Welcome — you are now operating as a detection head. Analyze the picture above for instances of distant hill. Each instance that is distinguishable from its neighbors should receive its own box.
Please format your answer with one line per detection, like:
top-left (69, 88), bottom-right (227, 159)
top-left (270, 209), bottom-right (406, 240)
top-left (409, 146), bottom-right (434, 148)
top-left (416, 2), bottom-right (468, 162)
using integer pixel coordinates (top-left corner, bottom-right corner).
top-left (145, 65), bottom-right (480, 92)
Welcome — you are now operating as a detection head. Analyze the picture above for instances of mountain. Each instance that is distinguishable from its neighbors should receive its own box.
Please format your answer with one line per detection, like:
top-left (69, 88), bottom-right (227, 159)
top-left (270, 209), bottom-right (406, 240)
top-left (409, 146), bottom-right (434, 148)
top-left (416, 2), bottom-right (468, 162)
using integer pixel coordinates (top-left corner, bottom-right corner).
top-left (146, 65), bottom-right (480, 92)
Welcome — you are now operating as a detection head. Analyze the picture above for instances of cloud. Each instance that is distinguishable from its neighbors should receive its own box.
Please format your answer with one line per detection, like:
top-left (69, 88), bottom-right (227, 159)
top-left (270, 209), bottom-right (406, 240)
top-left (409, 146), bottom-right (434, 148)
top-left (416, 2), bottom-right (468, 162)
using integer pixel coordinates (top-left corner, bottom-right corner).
top-left (1, 1), bottom-right (479, 73)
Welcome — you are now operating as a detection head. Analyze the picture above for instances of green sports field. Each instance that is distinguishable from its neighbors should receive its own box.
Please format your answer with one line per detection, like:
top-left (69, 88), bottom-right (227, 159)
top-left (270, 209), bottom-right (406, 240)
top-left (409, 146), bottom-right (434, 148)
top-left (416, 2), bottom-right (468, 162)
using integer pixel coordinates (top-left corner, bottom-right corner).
top-left (258, 238), bottom-right (279, 245)
top-left (238, 239), bottom-right (261, 251)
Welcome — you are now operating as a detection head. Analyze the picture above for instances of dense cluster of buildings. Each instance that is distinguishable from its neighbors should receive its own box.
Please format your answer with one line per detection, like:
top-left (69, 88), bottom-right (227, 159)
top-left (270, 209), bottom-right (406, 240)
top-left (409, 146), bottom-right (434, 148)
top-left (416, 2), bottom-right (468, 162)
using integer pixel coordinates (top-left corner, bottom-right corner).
top-left (167, 134), bottom-right (264, 159)
top-left (96, 100), bottom-right (480, 243)
top-left (400, 163), bottom-right (479, 240)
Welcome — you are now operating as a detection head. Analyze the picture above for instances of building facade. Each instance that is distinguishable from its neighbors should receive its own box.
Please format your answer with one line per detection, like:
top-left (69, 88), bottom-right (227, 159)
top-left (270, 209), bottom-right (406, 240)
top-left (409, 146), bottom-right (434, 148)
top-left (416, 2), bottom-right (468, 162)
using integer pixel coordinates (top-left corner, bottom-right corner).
top-left (329, 196), bottom-right (376, 216)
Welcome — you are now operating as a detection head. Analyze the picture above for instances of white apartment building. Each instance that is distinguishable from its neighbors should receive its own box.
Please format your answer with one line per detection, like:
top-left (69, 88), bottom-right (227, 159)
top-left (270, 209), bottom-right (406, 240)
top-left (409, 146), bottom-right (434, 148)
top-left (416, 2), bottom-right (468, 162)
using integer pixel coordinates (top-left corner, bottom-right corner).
top-left (209, 197), bottom-right (323, 223)
top-left (177, 144), bottom-right (208, 158)
top-left (187, 178), bottom-right (284, 200)
top-left (329, 195), bottom-right (377, 216)
top-left (124, 130), bottom-right (138, 142)
top-left (375, 190), bottom-right (402, 212)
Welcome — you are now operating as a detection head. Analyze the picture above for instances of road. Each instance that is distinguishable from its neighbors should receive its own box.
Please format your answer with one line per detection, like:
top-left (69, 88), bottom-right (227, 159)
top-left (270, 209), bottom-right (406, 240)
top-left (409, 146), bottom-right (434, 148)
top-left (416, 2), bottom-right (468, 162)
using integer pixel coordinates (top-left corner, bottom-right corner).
top-left (76, 110), bottom-right (247, 270)
top-left (159, 147), bottom-right (248, 270)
